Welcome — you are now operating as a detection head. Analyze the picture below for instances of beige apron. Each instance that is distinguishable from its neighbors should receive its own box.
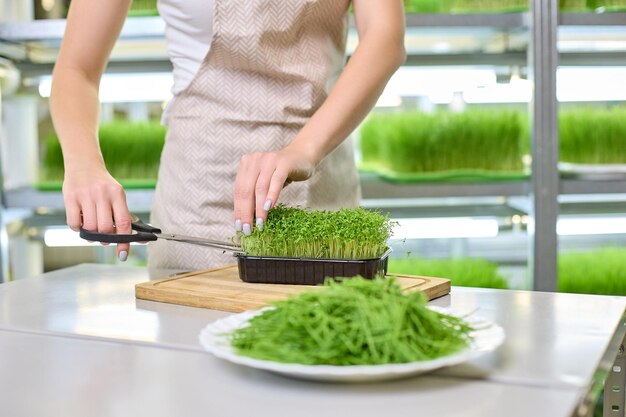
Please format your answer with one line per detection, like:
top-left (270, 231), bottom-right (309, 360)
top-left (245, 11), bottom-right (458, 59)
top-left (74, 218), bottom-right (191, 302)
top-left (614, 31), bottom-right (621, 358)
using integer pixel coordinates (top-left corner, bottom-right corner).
top-left (149, 0), bottom-right (361, 270)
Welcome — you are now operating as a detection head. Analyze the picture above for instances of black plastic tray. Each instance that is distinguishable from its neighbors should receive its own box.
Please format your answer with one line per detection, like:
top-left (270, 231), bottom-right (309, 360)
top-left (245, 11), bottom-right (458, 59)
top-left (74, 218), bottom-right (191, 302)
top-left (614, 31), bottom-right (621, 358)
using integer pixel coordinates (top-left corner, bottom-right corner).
top-left (235, 249), bottom-right (392, 285)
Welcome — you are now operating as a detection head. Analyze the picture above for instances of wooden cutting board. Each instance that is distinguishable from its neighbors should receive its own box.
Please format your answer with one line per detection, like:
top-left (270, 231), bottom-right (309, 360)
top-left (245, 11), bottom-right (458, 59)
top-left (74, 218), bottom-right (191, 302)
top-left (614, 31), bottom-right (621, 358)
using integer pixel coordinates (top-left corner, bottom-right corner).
top-left (135, 264), bottom-right (451, 313)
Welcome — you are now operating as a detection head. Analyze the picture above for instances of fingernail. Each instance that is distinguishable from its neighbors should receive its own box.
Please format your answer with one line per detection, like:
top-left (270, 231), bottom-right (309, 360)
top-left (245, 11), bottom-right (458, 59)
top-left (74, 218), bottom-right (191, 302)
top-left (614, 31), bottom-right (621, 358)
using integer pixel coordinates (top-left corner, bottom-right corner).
top-left (243, 223), bottom-right (252, 236)
top-left (264, 199), bottom-right (272, 211)
top-left (256, 218), bottom-right (264, 231)
top-left (235, 219), bottom-right (242, 232)
top-left (119, 251), bottom-right (128, 262)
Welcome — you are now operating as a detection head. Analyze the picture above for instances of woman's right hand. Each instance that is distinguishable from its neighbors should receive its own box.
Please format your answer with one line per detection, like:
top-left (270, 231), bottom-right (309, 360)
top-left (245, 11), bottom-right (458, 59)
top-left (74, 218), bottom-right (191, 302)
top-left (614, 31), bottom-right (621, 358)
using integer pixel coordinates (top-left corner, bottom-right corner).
top-left (48, 0), bottom-right (133, 261)
top-left (62, 167), bottom-right (132, 261)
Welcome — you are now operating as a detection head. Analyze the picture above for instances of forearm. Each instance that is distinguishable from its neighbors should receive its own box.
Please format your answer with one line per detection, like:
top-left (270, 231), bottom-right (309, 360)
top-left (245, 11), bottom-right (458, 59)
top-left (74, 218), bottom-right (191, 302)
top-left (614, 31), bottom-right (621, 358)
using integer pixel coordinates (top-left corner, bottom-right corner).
top-left (49, 0), bottom-right (130, 175)
top-left (289, 27), bottom-right (406, 164)
top-left (50, 67), bottom-right (105, 173)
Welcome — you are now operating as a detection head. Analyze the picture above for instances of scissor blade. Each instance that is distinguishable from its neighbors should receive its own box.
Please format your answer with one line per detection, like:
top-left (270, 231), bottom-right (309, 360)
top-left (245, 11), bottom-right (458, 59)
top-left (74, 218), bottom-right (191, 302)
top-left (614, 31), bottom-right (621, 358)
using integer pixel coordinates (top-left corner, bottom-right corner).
top-left (155, 233), bottom-right (242, 252)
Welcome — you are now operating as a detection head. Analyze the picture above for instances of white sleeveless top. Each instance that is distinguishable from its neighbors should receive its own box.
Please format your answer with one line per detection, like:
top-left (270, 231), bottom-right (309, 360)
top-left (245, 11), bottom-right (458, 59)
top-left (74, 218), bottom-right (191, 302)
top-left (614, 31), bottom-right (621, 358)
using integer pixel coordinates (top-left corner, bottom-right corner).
top-left (157, 0), bottom-right (213, 122)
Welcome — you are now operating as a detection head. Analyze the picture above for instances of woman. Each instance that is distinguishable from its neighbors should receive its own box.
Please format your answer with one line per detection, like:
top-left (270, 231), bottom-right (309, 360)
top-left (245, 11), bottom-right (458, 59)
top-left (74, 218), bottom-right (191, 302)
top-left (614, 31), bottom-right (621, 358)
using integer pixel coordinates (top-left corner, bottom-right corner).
top-left (50, 0), bottom-right (405, 270)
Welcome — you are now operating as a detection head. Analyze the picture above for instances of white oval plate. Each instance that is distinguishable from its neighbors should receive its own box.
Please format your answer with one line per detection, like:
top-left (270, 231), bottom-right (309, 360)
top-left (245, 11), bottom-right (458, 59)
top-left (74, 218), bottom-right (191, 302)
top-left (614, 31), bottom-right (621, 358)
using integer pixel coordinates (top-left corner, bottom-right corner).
top-left (198, 307), bottom-right (505, 382)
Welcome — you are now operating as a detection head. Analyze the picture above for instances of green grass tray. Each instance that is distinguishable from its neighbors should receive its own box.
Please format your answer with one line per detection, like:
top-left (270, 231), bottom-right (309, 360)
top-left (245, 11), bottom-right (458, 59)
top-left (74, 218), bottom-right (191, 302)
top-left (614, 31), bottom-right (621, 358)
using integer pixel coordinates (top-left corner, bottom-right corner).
top-left (35, 179), bottom-right (157, 192)
top-left (596, 6), bottom-right (626, 11)
top-left (127, 10), bottom-right (159, 17)
top-left (403, 7), bottom-right (529, 13)
top-left (448, 7), bottom-right (528, 13)
top-left (359, 165), bottom-right (529, 184)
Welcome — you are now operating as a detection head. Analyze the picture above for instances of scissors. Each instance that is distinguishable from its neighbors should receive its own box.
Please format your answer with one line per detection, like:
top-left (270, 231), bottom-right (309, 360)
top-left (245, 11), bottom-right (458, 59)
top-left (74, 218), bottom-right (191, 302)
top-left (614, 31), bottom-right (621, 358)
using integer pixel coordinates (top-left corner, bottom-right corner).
top-left (79, 213), bottom-right (242, 253)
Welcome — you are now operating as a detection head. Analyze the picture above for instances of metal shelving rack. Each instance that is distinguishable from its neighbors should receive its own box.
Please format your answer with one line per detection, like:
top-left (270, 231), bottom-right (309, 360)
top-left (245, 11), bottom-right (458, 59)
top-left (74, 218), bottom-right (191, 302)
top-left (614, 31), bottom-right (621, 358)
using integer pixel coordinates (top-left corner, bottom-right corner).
top-left (1, 3), bottom-right (626, 288)
top-left (560, 11), bottom-right (626, 25)
top-left (0, 16), bottom-right (169, 77)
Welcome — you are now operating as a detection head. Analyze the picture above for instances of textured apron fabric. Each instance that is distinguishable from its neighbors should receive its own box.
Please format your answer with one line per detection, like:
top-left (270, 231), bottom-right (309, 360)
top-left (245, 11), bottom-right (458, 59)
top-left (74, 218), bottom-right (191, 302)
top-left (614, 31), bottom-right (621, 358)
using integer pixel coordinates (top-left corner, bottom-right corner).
top-left (149, 0), bottom-right (361, 270)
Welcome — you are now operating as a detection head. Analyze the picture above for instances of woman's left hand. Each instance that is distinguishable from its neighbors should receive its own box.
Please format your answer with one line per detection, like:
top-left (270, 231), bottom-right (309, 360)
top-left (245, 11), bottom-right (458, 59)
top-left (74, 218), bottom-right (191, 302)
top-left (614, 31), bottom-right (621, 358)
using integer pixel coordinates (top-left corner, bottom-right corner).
top-left (233, 145), bottom-right (317, 235)
top-left (233, 0), bottom-right (405, 236)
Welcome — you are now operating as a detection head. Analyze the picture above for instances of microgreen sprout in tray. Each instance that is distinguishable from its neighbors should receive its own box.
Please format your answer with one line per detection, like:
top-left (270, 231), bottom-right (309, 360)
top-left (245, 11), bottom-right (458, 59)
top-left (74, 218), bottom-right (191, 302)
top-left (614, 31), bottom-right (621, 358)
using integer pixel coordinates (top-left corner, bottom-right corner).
top-left (239, 205), bottom-right (394, 260)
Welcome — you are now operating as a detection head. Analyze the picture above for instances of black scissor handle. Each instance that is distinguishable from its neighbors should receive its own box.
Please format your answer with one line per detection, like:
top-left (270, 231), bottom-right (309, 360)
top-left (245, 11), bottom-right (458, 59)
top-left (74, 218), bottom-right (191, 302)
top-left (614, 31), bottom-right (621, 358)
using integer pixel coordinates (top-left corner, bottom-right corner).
top-left (129, 215), bottom-right (162, 234)
top-left (79, 215), bottom-right (161, 244)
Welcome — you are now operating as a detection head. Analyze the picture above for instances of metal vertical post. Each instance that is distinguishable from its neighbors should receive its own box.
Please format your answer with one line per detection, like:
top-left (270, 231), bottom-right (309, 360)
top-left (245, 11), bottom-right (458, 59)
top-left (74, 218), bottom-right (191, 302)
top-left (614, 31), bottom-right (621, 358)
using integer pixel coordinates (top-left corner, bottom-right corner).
top-left (604, 337), bottom-right (626, 417)
top-left (0, 0), bottom-right (34, 23)
top-left (0, 88), bottom-right (6, 283)
top-left (528, 0), bottom-right (559, 292)
top-left (2, 96), bottom-right (39, 189)
top-left (0, 96), bottom-right (39, 283)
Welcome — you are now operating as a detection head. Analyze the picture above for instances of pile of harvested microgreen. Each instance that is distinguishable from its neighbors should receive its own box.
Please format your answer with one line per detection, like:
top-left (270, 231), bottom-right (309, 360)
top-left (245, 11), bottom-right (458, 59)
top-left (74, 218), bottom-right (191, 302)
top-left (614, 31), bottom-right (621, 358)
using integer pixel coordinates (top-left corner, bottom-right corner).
top-left (239, 205), bottom-right (394, 259)
top-left (230, 277), bottom-right (473, 365)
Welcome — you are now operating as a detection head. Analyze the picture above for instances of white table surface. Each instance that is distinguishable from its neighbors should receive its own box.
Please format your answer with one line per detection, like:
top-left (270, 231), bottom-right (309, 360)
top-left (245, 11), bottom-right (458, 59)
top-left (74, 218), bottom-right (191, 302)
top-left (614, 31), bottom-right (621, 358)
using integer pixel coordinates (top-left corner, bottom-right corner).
top-left (0, 329), bottom-right (582, 417)
top-left (0, 264), bottom-right (624, 417)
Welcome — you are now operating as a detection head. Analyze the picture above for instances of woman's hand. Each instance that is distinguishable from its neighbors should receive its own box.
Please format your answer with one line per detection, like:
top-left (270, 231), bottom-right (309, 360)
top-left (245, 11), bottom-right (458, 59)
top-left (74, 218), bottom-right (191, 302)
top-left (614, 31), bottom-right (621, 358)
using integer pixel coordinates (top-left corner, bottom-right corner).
top-left (233, 144), bottom-right (317, 235)
top-left (63, 167), bottom-right (132, 261)
top-left (49, 0), bottom-right (132, 259)
top-left (233, 0), bottom-right (404, 235)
